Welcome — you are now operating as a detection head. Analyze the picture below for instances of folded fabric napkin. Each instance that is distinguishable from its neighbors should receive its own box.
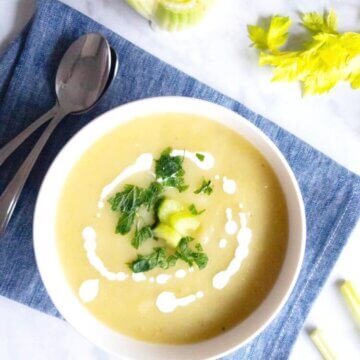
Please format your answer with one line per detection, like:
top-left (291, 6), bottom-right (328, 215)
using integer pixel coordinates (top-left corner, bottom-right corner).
top-left (0, 0), bottom-right (359, 358)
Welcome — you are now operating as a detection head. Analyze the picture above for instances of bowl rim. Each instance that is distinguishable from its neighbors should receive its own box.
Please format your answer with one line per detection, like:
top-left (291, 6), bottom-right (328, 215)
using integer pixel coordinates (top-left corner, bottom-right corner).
top-left (33, 96), bottom-right (306, 360)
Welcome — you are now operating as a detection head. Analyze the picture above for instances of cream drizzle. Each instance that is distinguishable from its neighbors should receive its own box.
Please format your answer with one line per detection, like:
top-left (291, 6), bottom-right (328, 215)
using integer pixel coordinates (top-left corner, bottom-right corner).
top-left (98, 153), bottom-right (153, 208)
top-left (222, 177), bottom-right (237, 194)
top-left (132, 273), bottom-right (147, 282)
top-left (170, 150), bottom-right (215, 170)
top-left (156, 274), bottom-right (171, 285)
top-left (156, 291), bottom-right (204, 313)
top-left (79, 279), bottom-right (99, 303)
top-left (97, 150), bottom-right (214, 210)
top-left (175, 269), bottom-right (187, 278)
top-left (212, 213), bottom-right (252, 290)
top-left (225, 208), bottom-right (238, 235)
top-left (219, 238), bottom-right (228, 249)
top-left (82, 227), bottom-right (128, 282)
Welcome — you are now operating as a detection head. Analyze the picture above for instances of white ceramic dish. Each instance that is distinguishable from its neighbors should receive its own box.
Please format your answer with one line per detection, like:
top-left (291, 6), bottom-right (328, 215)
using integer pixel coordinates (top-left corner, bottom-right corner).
top-left (33, 96), bottom-right (306, 360)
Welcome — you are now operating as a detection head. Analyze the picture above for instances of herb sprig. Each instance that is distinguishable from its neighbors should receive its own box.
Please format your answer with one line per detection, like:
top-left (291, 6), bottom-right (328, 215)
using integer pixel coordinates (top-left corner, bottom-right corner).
top-left (108, 182), bottom-right (163, 247)
top-left (155, 147), bottom-right (188, 192)
top-left (194, 179), bottom-right (213, 195)
top-left (129, 237), bottom-right (208, 273)
top-left (188, 204), bottom-right (206, 215)
top-left (196, 153), bottom-right (205, 161)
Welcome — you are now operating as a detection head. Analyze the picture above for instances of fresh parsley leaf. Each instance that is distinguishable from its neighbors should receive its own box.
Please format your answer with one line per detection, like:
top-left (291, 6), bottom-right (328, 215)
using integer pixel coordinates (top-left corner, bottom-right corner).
top-left (132, 226), bottom-right (153, 249)
top-left (108, 185), bottom-right (143, 213)
top-left (175, 237), bottom-right (209, 270)
top-left (195, 243), bottom-right (203, 251)
top-left (155, 147), bottom-right (188, 192)
top-left (167, 254), bottom-right (178, 267)
top-left (162, 176), bottom-right (188, 193)
top-left (109, 182), bottom-right (164, 241)
top-left (188, 204), bottom-right (206, 215)
top-left (141, 181), bottom-right (163, 210)
top-left (196, 153), bottom-right (205, 161)
top-left (129, 247), bottom-right (175, 273)
top-left (116, 211), bottom-right (136, 235)
top-left (194, 179), bottom-right (213, 195)
top-left (128, 237), bottom-right (209, 273)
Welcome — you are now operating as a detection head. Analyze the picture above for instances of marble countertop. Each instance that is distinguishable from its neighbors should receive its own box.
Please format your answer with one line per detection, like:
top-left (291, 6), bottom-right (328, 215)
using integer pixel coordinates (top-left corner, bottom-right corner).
top-left (0, 0), bottom-right (359, 359)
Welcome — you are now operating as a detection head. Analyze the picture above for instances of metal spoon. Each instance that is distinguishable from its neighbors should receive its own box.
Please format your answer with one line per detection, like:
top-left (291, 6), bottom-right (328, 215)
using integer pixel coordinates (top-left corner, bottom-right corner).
top-left (0, 33), bottom-right (112, 235)
top-left (0, 44), bottom-right (118, 168)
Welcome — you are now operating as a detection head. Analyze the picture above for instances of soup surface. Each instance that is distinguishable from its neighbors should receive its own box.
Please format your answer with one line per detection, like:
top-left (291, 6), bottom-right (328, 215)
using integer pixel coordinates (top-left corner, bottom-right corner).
top-left (57, 113), bottom-right (288, 344)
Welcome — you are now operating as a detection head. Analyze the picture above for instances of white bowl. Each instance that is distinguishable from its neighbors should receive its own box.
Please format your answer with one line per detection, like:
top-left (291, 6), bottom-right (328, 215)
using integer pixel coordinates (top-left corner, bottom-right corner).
top-left (34, 96), bottom-right (306, 360)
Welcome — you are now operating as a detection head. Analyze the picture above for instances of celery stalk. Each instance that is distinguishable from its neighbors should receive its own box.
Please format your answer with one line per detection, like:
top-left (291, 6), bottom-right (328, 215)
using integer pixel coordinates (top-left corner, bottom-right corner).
top-left (310, 329), bottom-right (338, 360)
top-left (125, 0), bottom-right (213, 31)
top-left (125, 0), bottom-right (155, 19)
top-left (340, 280), bottom-right (360, 325)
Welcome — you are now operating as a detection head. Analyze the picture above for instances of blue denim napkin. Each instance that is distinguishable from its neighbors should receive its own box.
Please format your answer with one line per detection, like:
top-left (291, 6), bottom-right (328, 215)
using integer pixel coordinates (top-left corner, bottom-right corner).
top-left (0, 0), bottom-right (359, 358)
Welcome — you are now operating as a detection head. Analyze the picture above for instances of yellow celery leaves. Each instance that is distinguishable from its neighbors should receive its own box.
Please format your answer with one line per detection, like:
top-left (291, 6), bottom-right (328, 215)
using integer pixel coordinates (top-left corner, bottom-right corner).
top-left (302, 9), bottom-right (338, 34)
top-left (248, 15), bottom-right (291, 51)
top-left (248, 11), bottom-right (360, 95)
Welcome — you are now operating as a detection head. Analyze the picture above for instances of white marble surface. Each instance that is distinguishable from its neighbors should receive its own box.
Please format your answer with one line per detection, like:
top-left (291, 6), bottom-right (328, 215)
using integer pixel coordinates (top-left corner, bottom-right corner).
top-left (0, 0), bottom-right (359, 359)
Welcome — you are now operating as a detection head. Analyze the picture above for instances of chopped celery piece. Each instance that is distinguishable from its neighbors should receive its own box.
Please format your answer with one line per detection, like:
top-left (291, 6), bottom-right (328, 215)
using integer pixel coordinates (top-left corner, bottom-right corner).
top-left (340, 280), bottom-right (360, 325)
top-left (310, 329), bottom-right (338, 360)
top-left (153, 223), bottom-right (182, 248)
top-left (169, 211), bottom-right (200, 235)
top-left (125, 0), bottom-right (155, 19)
top-left (126, 0), bottom-right (213, 31)
top-left (158, 198), bottom-right (184, 223)
top-left (155, 0), bottom-right (211, 31)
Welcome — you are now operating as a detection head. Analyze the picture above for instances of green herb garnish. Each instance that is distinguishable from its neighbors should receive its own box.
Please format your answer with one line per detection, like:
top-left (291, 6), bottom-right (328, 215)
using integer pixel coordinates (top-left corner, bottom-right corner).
top-left (129, 247), bottom-right (172, 273)
top-left (155, 147), bottom-right (188, 192)
top-left (109, 184), bottom-right (143, 214)
top-left (194, 179), bottom-right (213, 195)
top-left (109, 147), bottom-right (210, 272)
top-left (196, 153), bottom-right (205, 161)
top-left (132, 226), bottom-right (153, 249)
top-left (175, 237), bottom-right (208, 269)
top-left (188, 204), bottom-right (206, 215)
top-left (128, 237), bottom-right (208, 272)
top-left (116, 211), bottom-right (136, 235)
top-left (109, 182), bottom-right (163, 237)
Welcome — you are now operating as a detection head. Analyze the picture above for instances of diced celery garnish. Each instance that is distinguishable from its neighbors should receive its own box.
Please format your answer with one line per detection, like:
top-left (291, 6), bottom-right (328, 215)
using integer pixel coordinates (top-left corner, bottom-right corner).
top-left (157, 198), bottom-right (184, 223)
top-left (309, 329), bottom-right (338, 360)
top-left (340, 280), bottom-right (360, 325)
top-left (169, 211), bottom-right (200, 235)
top-left (153, 223), bottom-right (182, 248)
top-left (125, 0), bottom-right (155, 19)
top-left (125, 0), bottom-right (213, 31)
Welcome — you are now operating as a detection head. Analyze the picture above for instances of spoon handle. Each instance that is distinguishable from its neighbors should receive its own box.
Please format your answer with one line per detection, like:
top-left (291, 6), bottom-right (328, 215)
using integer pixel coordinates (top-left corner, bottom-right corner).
top-left (0, 105), bottom-right (58, 167)
top-left (0, 108), bottom-right (68, 235)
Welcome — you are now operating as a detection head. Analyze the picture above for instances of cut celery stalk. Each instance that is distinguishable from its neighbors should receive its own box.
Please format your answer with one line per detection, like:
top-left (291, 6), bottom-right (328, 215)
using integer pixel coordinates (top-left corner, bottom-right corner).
top-left (169, 211), bottom-right (200, 235)
top-left (309, 329), bottom-right (338, 360)
top-left (158, 198), bottom-right (184, 223)
top-left (153, 223), bottom-right (182, 247)
top-left (126, 0), bottom-right (213, 31)
top-left (125, 0), bottom-right (155, 19)
top-left (340, 280), bottom-right (360, 325)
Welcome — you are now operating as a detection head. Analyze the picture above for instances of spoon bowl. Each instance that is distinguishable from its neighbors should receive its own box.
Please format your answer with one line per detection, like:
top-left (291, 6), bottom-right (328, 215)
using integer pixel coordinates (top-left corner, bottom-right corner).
top-left (55, 33), bottom-right (111, 113)
top-left (0, 43), bottom-right (118, 168)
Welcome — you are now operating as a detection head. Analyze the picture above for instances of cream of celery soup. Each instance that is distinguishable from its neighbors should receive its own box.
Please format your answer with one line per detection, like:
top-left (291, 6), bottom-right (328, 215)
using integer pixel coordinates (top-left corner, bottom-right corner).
top-left (56, 113), bottom-right (288, 344)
